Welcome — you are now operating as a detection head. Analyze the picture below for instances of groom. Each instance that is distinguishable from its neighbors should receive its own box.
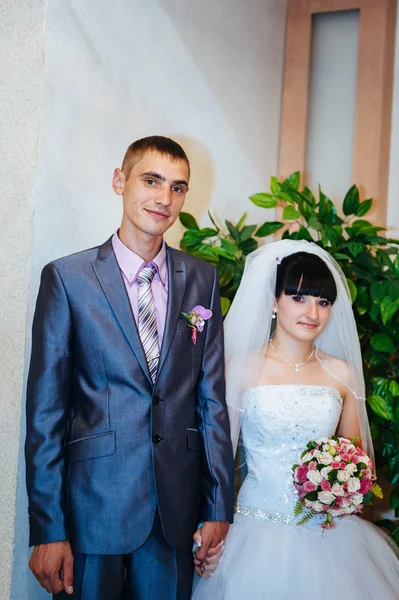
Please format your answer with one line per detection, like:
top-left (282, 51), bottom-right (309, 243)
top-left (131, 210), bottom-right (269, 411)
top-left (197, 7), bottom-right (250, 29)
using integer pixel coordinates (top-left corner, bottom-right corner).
top-left (25, 135), bottom-right (234, 599)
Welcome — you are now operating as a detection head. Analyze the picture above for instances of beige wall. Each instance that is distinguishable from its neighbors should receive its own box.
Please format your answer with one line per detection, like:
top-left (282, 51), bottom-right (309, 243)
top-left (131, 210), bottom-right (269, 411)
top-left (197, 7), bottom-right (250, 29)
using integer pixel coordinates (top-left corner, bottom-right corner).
top-left (0, 1), bottom-right (45, 598)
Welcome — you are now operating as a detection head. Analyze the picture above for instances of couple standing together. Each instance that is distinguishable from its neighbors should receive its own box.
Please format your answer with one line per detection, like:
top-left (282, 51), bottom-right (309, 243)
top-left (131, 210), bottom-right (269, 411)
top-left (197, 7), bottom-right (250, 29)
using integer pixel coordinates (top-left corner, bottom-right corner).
top-left (26, 136), bottom-right (399, 600)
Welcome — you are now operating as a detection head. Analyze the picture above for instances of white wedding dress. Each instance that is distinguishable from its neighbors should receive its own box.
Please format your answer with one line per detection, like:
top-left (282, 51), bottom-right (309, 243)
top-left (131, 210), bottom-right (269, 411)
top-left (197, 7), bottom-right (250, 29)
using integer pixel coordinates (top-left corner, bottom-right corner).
top-left (192, 385), bottom-right (399, 599)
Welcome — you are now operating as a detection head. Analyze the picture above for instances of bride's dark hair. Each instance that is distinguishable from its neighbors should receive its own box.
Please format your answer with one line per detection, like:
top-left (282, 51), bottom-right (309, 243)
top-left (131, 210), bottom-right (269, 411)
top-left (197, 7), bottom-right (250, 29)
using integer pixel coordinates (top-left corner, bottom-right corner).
top-left (276, 251), bottom-right (337, 304)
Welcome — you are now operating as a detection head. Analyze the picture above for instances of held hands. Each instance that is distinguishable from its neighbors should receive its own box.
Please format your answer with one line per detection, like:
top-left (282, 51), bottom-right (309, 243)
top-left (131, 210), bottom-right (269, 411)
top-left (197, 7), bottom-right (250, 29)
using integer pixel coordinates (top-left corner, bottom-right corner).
top-left (193, 521), bottom-right (229, 577)
top-left (29, 540), bottom-right (74, 595)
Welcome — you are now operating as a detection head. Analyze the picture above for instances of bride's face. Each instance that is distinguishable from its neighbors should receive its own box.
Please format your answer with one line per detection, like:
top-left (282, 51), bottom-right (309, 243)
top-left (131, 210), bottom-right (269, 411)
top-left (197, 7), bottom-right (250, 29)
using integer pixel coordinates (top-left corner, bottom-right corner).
top-left (275, 293), bottom-right (332, 342)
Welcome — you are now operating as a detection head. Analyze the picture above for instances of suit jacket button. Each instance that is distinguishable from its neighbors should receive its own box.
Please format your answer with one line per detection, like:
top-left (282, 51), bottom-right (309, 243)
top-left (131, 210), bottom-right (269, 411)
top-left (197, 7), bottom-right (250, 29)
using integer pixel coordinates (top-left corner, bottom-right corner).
top-left (152, 434), bottom-right (162, 443)
top-left (153, 396), bottom-right (160, 405)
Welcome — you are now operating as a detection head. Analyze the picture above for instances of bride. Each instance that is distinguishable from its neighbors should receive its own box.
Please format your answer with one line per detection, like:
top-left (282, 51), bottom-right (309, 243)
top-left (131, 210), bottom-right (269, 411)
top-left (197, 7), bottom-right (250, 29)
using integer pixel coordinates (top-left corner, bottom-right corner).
top-left (192, 239), bottom-right (399, 599)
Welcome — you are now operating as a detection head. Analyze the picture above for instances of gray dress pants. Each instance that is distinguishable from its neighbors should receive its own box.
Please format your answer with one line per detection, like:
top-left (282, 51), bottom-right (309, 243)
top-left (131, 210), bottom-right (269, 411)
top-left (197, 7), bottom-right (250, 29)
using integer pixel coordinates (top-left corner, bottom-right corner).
top-left (54, 514), bottom-right (193, 600)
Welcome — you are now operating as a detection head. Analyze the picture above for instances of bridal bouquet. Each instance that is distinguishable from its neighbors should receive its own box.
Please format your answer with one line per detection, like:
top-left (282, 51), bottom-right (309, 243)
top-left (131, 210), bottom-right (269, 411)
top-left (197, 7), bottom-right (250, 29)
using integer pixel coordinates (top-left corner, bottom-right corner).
top-left (292, 436), bottom-right (382, 529)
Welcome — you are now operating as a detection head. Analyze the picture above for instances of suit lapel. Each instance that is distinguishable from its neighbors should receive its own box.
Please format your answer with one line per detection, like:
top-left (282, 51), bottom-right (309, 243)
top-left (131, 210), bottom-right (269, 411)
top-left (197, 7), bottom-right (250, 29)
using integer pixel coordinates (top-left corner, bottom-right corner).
top-left (92, 237), bottom-right (152, 384)
top-left (157, 246), bottom-right (186, 376)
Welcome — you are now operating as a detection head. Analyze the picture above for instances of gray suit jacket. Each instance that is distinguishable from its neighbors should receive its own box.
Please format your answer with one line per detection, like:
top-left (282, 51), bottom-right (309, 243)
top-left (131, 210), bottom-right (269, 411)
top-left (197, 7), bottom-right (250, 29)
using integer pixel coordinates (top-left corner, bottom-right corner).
top-left (25, 237), bottom-right (234, 555)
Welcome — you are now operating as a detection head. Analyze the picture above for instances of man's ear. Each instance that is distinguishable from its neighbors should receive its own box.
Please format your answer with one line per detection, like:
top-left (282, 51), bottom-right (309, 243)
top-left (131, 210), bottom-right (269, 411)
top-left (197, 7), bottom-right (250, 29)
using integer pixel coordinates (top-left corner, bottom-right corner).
top-left (112, 168), bottom-right (125, 195)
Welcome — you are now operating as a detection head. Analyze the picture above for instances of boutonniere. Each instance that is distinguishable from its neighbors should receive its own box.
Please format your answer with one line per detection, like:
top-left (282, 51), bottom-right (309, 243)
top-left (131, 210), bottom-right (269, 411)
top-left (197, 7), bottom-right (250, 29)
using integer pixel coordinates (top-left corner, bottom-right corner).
top-left (181, 305), bottom-right (213, 345)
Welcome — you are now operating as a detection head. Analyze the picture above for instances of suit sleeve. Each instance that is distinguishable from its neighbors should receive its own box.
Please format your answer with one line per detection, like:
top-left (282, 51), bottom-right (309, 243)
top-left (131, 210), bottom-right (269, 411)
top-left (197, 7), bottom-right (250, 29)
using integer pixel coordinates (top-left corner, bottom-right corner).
top-left (197, 266), bottom-right (235, 523)
top-left (25, 263), bottom-right (73, 546)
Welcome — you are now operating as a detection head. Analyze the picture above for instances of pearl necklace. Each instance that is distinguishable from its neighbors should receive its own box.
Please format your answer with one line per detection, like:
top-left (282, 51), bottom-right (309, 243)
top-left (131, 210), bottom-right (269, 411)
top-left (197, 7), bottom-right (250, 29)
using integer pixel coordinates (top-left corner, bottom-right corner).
top-left (269, 339), bottom-right (315, 372)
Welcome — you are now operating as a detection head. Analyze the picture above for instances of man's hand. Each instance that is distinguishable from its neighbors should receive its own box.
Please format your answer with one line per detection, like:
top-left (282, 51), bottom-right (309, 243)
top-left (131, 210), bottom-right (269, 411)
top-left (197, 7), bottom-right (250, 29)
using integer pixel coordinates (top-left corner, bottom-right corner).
top-left (193, 537), bottom-right (224, 578)
top-left (194, 521), bottom-right (229, 565)
top-left (29, 540), bottom-right (74, 595)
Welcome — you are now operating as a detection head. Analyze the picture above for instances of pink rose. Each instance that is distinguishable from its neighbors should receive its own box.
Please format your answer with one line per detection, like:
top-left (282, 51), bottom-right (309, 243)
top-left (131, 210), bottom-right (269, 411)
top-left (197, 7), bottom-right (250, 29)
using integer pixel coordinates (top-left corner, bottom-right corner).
top-left (320, 480), bottom-right (331, 491)
top-left (341, 453), bottom-right (350, 462)
top-left (296, 465), bottom-right (309, 483)
top-left (359, 478), bottom-right (372, 495)
top-left (303, 481), bottom-right (317, 492)
top-left (308, 461), bottom-right (317, 470)
top-left (351, 455), bottom-right (359, 464)
top-left (331, 461), bottom-right (341, 469)
top-left (340, 462), bottom-right (347, 469)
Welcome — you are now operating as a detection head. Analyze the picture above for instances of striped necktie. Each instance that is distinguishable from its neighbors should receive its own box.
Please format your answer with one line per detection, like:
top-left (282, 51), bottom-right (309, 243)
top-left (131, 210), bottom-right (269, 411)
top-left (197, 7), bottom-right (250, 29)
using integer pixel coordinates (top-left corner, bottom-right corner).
top-left (137, 264), bottom-right (159, 384)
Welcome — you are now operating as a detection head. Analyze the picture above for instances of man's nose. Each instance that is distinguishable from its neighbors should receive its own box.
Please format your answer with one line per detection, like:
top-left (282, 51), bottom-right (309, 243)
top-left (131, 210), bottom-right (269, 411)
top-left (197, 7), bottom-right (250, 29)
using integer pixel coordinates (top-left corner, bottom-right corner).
top-left (156, 187), bottom-right (172, 206)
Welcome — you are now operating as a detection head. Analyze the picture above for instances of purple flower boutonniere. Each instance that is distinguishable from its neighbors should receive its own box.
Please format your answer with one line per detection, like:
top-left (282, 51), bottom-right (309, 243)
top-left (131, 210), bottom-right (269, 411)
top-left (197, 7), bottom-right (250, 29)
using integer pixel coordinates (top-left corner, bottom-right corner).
top-left (182, 305), bottom-right (213, 345)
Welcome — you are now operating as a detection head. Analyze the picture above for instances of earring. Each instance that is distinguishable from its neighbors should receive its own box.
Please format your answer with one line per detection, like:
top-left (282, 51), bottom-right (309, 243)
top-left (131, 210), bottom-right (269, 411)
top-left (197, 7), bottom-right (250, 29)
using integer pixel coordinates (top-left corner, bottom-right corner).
top-left (272, 308), bottom-right (277, 319)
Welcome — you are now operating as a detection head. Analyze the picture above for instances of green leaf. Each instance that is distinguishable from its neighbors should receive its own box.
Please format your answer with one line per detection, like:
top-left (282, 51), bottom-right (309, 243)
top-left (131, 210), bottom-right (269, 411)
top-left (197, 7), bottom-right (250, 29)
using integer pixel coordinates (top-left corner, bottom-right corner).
top-left (179, 212), bottom-right (199, 230)
top-left (220, 296), bottom-right (231, 316)
top-left (180, 230), bottom-right (204, 250)
top-left (239, 225), bottom-right (257, 243)
top-left (256, 221), bottom-right (284, 237)
top-left (343, 184), bottom-right (360, 215)
top-left (370, 421), bottom-right (380, 439)
top-left (349, 242), bottom-right (365, 257)
top-left (289, 226), bottom-right (313, 241)
top-left (389, 380), bottom-right (399, 397)
top-left (198, 228), bottom-right (218, 238)
top-left (380, 296), bottom-right (399, 325)
top-left (356, 199), bottom-right (373, 217)
top-left (207, 210), bottom-right (220, 232)
top-left (220, 238), bottom-right (238, 259)
top-left (346, 279), bottom-right (357, 303)
top-left (240, 238), bottom-right (258, 255)
top-left (270, 176), bottom-right (282, 195)
top-left (370, 333), bottom-right (396, 353)
top-left (236, 213), bottom-right (247, 230)
top-left (218, 263), bottom-right (235, 287)
top-left (225, 220), bottom-right (240, 243)
top-left (302, 187), bottom-right (317, 207)
top-left (333, 253), bottom-right (351, 260)
top-left (367, 395), bottom-right (394, 421)
top-left (308, 215), bottom-right (323, 231)
top-left (283, 171), bottom-right (300, 190)
top-left (394, 255), bottom-right (399, 278)
top-left (282, 206), bottom-right (301, 221)
top-left (249, 193), bottom-right (277, 209)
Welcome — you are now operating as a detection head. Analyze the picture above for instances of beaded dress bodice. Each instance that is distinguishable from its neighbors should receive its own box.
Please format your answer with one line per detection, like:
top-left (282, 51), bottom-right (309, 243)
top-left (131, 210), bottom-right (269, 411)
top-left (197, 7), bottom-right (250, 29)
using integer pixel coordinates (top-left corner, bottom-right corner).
top-left (236, 385), bottom-right (343, 524)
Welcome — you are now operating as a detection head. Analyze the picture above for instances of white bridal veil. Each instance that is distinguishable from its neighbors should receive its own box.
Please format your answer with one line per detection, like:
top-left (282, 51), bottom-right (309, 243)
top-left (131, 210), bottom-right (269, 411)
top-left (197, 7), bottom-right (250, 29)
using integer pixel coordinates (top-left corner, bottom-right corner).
top-left (224, 239), bottom-right (374, 472)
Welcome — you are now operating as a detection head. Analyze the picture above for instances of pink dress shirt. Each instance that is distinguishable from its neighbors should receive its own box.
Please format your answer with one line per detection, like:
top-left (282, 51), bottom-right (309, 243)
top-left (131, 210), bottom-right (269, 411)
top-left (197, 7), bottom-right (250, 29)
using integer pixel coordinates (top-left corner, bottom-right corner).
top-left (112, 232), bottom-right (168, 347)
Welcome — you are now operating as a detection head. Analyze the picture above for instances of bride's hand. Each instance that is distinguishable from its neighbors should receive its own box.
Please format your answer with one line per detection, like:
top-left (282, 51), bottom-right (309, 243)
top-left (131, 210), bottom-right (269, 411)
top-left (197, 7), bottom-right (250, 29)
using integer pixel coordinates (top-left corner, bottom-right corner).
top-left (193, 529), bottom-right (224, 578)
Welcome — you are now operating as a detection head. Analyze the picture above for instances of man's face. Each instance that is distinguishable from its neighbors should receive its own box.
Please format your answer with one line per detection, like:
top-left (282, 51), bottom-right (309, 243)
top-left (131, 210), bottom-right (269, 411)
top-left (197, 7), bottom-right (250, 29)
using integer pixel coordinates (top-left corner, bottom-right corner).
top-left (113, 151), bottom-right (189, 238)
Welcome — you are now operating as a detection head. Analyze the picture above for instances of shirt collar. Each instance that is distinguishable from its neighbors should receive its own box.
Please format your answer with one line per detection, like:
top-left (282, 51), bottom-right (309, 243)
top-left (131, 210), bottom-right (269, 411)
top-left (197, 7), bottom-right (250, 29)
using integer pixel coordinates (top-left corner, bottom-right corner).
top-left (112, 231), bottom-right (168, 288)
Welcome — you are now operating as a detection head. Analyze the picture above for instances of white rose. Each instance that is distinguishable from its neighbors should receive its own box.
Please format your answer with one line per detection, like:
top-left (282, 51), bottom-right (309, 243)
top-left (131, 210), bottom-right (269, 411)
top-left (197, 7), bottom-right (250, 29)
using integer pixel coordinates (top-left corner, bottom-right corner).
top-left (343, 506), bottom-right (355, 514)
top-left (312, 501), bottom-right (324, 512)
top-left (351, 493), bottom-right (363, 506)
top-left (317, 438), bottom-right (329, 445)
top-left (337, 470), bottom-right (350, 483)
top-left (313, 450), bottom-right (321, 458)
top-left (331, 483), bottom-right (345, 496)
top-left (307, 470), bottom-right (322, 485)
top-left (321, 466), bottom-right (332, 479)
top-left (329, 439), bottom-right (338, 446)
top-left (318, 452), bottom-right (334, 465)
top-left (318, 491), bottom-right (335, 505)
top-left (301, 452), bottom-right (315, 463)
top-left (346, 463), bottom-right (358, 474)
top-left (347, 477), bottom-right (361, 493)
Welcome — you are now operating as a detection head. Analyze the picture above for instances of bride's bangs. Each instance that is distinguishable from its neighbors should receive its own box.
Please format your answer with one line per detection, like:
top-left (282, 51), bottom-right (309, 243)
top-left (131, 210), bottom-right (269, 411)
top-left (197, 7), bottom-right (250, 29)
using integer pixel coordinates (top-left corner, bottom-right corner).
top-left (276, 252), bottom-right (337, 304)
